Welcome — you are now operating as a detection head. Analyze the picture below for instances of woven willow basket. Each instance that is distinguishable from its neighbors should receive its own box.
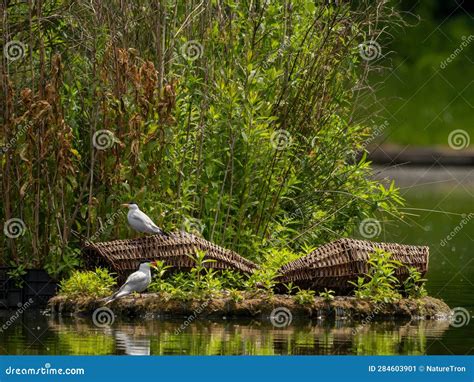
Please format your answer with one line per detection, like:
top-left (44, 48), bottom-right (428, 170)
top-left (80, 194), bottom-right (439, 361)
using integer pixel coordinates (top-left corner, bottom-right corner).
top-left (277, 238), bottom-right (429, 292)
top-left (83, 232), bottom-right (258, 280)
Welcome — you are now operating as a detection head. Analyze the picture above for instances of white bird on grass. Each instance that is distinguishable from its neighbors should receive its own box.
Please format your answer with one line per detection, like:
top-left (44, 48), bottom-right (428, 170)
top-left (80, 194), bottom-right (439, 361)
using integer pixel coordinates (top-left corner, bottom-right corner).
top-left (122, 203), bottom-right (168, 236)
top-left (103, 262), bottom-right (154, 305)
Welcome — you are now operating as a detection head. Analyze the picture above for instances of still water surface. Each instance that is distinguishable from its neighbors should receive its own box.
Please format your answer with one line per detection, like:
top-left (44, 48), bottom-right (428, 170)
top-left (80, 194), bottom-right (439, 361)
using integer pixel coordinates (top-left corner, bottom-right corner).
top-left (1, 171), bottom-right (472, 355)
top-left (0, 312), bottom-right (456, 355)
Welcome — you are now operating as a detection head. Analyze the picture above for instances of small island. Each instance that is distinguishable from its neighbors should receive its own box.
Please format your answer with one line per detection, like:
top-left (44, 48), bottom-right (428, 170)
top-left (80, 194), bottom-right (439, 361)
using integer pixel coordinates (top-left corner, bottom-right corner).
top-left (49, 293), bottom-right (451, 322)
top-left (47, 237), bottom-right (452, 324)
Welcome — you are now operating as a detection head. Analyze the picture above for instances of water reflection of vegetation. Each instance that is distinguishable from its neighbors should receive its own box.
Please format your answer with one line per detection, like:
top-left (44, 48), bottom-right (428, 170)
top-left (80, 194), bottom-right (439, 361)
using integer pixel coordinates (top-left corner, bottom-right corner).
top-left (46, 318), bottom-right (449, 356)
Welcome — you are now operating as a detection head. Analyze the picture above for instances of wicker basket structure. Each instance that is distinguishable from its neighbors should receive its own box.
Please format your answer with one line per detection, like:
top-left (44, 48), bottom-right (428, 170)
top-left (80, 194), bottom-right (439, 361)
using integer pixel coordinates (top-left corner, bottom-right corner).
top-left (83, 232), bottom-right (258, 279)
top-left (277, 238), bottom-right (429, 292)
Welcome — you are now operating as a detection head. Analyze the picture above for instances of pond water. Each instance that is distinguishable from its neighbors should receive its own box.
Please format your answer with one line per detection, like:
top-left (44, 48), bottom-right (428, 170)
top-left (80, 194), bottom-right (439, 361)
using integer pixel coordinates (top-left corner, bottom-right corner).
top-left (0, 312), bottom-right (455, 355)
top-left (0, 167), bottom-right (472, 355)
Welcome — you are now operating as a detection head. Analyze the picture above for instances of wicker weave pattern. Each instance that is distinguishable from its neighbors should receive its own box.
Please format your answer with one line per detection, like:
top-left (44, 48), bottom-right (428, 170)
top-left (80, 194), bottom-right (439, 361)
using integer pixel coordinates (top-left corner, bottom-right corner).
top-left (277, 238), bottom-right (429, 291)
top-left (83, 232), bottom-right (258, 278)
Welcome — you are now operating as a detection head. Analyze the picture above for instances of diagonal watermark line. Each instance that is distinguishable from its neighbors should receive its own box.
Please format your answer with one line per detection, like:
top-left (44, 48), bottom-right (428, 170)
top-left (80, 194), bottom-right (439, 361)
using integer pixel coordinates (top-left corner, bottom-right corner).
top-left (432, 258), bottom-right (474, 298)
top-left (422, 2), bottom-right (465, 43)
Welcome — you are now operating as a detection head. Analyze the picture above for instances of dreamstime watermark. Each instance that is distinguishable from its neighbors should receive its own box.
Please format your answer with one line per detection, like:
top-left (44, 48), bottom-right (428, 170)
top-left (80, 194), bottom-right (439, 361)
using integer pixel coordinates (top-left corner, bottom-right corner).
top-left (270, 307), bottom-right (293, 328)
top-left (448, 129), bottom-right (470, 150)
top-left (181, 217), bottom-right (205, 235)
top-left (181, 40), bottom-right (203, 61)
top-left (3, 218), bottom-right (26, 238)
top-left (0, 298), bottom-right (34, 333)
top-left (5, 364), bottom-right (85, 376)
top-left (174, 300), bottom-right (210, 334)
top-left (440, 213), bottom-right (473, 247)
top-left (358, 40), bottom-right (382, 61)
top-left (362, 120), bottom-right (389, 148)
top-left (92, 129), bottom-right (116, 150)
top-left (346, 120), bottom-right (390, 163)
top-left (358, 218), bottom-right (381, 239)
top-left (263, 35), bottom-right (292, 68)
top-left (1, 122), bottom-right (32, 155)
top-left (440, 35), bottom-right (474, 69)
top-left (92, 307), bottom-right (115, 328)
top-left (450, 307), bottom-right (471, 328)
top-left (270, 129), bottom-right (292, 150)
top-left (351, 302), bottom-right (387, 335)
top-left (3, 40), bottom-right (27, 62)
top-left (89, 209), bottom-right (127, 242)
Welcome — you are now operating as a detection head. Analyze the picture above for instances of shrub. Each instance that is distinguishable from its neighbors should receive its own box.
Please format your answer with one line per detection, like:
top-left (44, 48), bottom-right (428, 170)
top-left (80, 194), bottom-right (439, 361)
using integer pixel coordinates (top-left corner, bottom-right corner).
top-left (58, 268), bottom-right (116, 298)
top-left (216, 270), bottom-right (246, 290)
top-left (228, 289), bottom-right (244, 303)
top-left (283, 282), bottom-right (297, 295)
top-left (149, 260), bottom-right (172, 293)
top-left (245, 247), bottom-right (303, 293)
top-left (294, 289), bottom-right (316, 305)
top-left (319, 288), bottom-right (335, 303)
top-left (403, 266), bottom-right (428, 299)
top-left (350, 249), bottom-right (402, 303)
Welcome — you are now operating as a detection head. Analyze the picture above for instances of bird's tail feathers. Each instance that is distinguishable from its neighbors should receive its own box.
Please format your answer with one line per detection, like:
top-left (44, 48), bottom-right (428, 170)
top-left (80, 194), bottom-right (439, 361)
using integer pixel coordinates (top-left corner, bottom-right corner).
top-left (101, 286), bottom-right (126, 305)
top-left (101, 292), bottom-right (118, 305)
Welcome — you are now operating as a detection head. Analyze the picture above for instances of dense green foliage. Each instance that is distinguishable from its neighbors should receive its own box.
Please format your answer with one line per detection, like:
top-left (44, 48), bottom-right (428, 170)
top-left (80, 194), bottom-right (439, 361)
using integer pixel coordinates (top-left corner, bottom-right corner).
top-left (350, 249), bottom-right (403, 303)
top-left (350, 249), bottom-right (427, 302)
top-left (148, 248), bottom-right (300, 300)
top-left (58, 247), bottom-right (427, 302)
top-left (294, 289), bottom-right (316, 305)
top-left (58, 268), bottom-right (116, 298)
top-left (319, 288), bottom-right (335, 302)
top-left (402, 266), bottom-right (428, 299)
top-left (1, 1), bottom-right (403, 276)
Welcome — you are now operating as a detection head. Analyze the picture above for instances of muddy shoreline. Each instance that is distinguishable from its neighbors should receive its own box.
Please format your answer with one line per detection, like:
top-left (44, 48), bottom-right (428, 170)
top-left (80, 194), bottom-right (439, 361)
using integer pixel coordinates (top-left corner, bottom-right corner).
top-left (48, 293), bottom-right (452, 321)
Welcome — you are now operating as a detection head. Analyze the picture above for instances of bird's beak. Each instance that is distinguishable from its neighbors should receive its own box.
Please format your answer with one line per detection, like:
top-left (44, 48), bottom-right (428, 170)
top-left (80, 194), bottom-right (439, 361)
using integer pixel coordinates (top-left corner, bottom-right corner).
top-left (121, 203), bottom-right (129, 208)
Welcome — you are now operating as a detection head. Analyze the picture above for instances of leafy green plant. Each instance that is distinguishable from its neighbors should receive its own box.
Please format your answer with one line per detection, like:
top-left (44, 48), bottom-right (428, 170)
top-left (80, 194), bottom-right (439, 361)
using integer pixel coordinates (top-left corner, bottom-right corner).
top-left (216, 270), bottom-right (246, 290)
top-left (319, 288), bottom-right (335, 302)
top-left (149, 260), bottom-right (172, 292)
top-left (44, 246), bottom-right (82, 279)
top-left (169, 272), bottom-right (193, 292)
top-left (187, 250), bottom-right (217, 295)
top-left (201, 270), bottom-right (222, 297)
top-left (403, 266), bottom-right (428, 299)
top-left (245, 247), bottom-right (301, 293)
top-left (350, 249), bottom-right (402, 303)
top-left (283, 282), bottom-right (297, 295)
top-left (261, 248), bottom-right (301, 272)
top-left (58, 268), bottom-right (116, 298)
top-left (228, 288), bottom-right (244, 303)
top-left (294, 289), bottom-right (316, 305)
top-left (7, 264), bottom-right (27, 288)
top-left (246, 268), bottom-right (279, 294)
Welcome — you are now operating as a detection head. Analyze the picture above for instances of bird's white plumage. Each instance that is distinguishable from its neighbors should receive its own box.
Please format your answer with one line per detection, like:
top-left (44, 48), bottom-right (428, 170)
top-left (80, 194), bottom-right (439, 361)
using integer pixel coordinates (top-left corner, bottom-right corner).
top-left (104, 262), bottom-right (152, 304)
top-left (114, 331), bottom-right (151, 355)
top-left (126, 204), bottom-right (164, 234)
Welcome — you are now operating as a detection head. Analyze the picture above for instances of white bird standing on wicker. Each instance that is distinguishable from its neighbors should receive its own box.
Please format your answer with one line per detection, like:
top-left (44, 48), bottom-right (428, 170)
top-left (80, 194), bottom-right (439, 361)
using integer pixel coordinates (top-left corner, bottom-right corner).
top-left (122, 203), bottom-right (168, 235)
top-left (103, 262), bottom-right (154, 305)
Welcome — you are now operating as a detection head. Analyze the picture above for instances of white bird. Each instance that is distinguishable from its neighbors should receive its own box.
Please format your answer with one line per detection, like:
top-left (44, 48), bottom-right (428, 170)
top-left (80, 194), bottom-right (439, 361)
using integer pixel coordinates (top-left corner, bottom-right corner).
top-left (114, 330), bottom-right (151, 356)
top-left (122, 203), bottom-right (168, 235)
top-left (103, 262), bottom-right (154, 305)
